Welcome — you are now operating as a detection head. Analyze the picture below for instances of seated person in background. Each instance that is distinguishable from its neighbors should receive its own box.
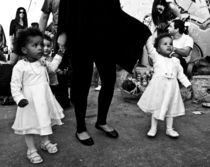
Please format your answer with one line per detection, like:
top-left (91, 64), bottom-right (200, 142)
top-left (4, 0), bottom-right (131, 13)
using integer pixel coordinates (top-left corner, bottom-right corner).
top-left (152, 0), bottom-right (180, 34)
top-left (0, 24), bottom-right (8, 54)
top-left (168, 19), bottom-right (194, 76)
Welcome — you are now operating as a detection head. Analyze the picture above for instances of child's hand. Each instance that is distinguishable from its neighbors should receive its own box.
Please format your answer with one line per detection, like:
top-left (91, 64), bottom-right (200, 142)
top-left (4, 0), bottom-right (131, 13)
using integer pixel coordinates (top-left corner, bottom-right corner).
top-left (18, 99), bottom-right (29, 108)
top-left (57, 33), bottom-right (67, 55)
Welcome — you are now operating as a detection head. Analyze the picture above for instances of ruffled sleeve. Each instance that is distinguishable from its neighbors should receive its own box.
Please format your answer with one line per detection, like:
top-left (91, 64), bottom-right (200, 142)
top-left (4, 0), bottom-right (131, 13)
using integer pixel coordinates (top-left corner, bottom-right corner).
top-left (45, 54), bottom-right (62, 73)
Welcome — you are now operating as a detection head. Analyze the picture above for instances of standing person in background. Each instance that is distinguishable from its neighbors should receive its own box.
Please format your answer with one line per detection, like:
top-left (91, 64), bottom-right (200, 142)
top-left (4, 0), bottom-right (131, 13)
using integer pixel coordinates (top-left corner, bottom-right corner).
top-left (39, 0), bottom-right (60, 51)
top-left (39, 0), bottom-right (71, 108)
top-left (9, 7), bottom-right (28, 52)
top-left (9, 7), bottom-right (28, 65)
top-left (57, 0), bottom-right (151, 146)
top-left (39, 0), bottom-right (60, 37)
top-left (0, 24), bottom-right (8, 56)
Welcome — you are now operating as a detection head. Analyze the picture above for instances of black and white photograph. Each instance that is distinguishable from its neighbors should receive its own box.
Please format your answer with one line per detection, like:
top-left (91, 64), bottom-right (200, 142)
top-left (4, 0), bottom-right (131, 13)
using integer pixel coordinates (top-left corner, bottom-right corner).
top-left (1, 0), bottom-right (210, 166)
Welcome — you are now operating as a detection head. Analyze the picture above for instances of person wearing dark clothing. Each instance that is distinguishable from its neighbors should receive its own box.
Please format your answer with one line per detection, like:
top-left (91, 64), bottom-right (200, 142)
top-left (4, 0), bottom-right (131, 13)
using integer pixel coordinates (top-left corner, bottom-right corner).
top-left (152, 0), bottom-right (180, 34)
top-left (9, 7), bottom-right (28, 52)
top-left (57, 0), bottom-right (151, 146)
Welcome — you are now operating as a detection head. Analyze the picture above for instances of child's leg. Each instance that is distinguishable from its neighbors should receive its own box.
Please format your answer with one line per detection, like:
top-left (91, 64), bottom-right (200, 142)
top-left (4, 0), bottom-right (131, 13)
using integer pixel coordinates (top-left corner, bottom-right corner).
top-left (25, 134), bottom-right (37, 152)
top-left (166, 117), bottom-right (179, 138)
top-left (40, 135), bottom-right (58, 154)
top-left (147, 115), bottom-right (158, 137)
top-left (25, 134), bottom-right (43, 164)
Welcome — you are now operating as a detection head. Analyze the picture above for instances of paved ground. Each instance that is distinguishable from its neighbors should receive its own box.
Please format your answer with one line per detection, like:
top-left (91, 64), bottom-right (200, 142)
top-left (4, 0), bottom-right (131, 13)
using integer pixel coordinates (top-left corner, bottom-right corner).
top-left (0, 87), bottom-right (210, 167)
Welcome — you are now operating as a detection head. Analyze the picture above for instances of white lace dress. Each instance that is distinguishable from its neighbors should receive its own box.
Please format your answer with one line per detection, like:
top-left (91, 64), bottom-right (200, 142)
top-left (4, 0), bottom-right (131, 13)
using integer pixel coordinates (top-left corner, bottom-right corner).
top-left (10, 58), bottom-right (64, 135)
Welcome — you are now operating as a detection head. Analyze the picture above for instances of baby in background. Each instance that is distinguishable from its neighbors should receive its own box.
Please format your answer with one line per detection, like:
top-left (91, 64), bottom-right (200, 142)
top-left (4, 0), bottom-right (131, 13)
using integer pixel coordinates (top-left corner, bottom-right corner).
top-left (41, 34), bottom-right (64, 96)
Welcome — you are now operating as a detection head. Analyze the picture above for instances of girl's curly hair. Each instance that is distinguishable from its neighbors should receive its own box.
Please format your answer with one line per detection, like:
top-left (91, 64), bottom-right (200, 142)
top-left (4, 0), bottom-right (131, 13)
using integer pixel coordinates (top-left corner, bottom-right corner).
top-left (154, 33), bottom-right (172, 49)
top-left (14, 27), bottom-right (43, 56)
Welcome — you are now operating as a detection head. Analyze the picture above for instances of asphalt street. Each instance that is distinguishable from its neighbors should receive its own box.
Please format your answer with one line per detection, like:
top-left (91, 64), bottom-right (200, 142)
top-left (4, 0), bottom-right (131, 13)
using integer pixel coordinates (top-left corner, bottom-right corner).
top-left (0, 87), bottom-right (210, 167)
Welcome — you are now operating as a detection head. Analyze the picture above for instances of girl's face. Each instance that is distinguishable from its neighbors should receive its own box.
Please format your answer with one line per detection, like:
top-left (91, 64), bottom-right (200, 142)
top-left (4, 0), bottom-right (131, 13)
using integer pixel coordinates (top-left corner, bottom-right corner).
top-left (43, 39), bottom-right (53, 56)
top-left (22, 36), bottom-right (43, 62)
top-left (157, 37), bottom-right (173, 57)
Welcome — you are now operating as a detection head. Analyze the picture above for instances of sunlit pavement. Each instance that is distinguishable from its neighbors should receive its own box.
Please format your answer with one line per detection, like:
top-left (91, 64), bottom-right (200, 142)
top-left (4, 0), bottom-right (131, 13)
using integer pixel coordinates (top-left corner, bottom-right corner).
top-left (1, 87), bottom-right (210, 167)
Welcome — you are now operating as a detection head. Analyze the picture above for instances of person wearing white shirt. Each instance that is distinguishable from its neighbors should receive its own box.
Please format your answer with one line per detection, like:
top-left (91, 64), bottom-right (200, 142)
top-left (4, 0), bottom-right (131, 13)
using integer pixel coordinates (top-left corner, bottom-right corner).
top-left (168, 19), bottom-right (194, 75)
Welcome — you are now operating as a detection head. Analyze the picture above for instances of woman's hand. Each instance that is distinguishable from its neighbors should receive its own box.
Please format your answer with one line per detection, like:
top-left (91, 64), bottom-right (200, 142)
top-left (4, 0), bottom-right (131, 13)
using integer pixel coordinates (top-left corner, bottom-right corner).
top-left (57, 32), bottom-right (67, 53)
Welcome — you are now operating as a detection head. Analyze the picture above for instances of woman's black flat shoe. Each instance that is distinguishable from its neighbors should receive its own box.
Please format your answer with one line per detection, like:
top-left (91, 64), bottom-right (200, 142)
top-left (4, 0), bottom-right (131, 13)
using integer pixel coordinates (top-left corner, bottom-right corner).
top-left (95, 124), bottom-right (119, 138)
top-left (75, 132), bottom-right (94, 146)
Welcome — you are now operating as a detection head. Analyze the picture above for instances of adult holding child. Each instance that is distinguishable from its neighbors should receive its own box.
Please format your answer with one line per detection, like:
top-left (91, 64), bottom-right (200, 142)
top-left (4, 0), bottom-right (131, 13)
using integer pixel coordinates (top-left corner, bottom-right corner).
top-left (57, 0), bottom-right (151, 146)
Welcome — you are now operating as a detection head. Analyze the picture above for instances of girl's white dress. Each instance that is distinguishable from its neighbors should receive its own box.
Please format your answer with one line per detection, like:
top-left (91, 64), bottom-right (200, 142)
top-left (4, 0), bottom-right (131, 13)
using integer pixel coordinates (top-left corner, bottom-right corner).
top-left (10, 56), bottom-right (64, 135)
top-left (137, 36), bottom-right (191, 120)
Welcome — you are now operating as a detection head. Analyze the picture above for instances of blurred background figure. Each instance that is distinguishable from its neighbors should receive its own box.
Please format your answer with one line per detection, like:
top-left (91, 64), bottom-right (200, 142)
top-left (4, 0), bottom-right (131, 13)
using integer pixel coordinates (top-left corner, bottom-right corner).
top-left (9, 7), bottom-right (28, 52)
top-left (152, 0), bottom-right (180, 34)
top-left (30, 22), bottom-right (39, 29)
top-left (0, 24), bottom-right (8, 57)
top-left (0, 23), bottom-right (14, 105)
top-left (9, 7), bottom-right (28, 65)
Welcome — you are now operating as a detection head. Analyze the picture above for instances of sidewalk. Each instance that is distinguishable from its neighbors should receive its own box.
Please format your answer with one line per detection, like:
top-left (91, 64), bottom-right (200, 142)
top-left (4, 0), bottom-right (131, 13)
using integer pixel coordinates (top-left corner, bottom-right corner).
top-left (0, 88), bottom-right (210, 167)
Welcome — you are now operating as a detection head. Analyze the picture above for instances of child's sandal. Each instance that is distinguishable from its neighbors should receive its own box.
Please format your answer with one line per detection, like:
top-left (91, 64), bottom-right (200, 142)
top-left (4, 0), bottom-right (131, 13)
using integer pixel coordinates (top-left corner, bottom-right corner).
top-left (27, 150), bottom-right (43, 164)
top-left (41, 141), bottom-right (58, 154)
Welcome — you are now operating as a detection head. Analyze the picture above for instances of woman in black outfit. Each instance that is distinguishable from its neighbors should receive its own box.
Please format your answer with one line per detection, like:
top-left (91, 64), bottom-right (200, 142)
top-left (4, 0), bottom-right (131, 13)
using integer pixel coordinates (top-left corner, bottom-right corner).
top-left (9, 7), bottom-right (28, 52)
top-left (57, 0), bottom-right (151, 146)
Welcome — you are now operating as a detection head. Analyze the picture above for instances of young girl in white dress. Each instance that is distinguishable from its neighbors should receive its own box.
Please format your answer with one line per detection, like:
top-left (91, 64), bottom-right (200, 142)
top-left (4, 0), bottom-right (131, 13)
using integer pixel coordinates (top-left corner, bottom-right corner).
top-left (137, 33), bottom-right (191, 138)
top-left (10, 28), bottom-right (64, 164)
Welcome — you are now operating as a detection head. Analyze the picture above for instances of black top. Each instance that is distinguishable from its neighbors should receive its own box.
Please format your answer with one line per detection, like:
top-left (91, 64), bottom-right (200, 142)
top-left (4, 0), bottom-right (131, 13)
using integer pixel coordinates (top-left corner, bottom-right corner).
top-left (9, 19), bottom-right (27, 40)
top-left (57, 0), bottom-right (151, 73)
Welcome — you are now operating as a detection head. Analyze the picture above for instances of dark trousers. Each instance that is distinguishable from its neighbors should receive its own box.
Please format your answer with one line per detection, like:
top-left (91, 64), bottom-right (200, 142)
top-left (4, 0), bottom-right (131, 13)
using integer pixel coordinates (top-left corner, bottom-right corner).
top-left (176, 56), bottom-right (188, 76)
top-left (70, 55), bottom-right (116, 133)
top-left (0, 64), bottom-right (13, 96)
top-left (54, 75), bottom-right (70, 108)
